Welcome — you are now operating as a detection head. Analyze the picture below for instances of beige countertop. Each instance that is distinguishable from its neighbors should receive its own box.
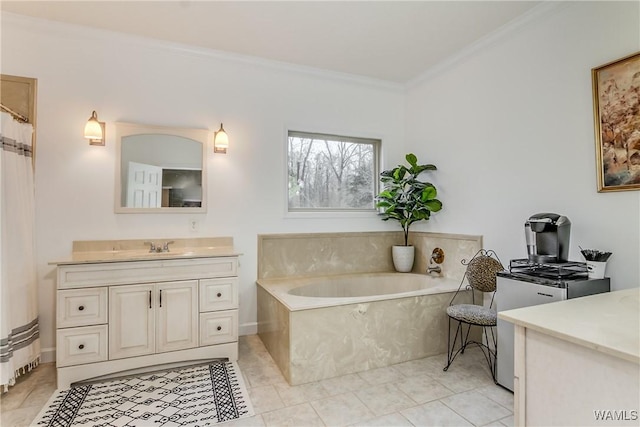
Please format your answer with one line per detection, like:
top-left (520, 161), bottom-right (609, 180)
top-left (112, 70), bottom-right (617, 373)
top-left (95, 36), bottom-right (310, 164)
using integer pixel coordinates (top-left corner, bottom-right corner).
top-left (49, 237), bottom-right (241, 265)
top-left (498, 288), bottom-right (640, 364)
top-left (50, 247), bottom-right (241, 265)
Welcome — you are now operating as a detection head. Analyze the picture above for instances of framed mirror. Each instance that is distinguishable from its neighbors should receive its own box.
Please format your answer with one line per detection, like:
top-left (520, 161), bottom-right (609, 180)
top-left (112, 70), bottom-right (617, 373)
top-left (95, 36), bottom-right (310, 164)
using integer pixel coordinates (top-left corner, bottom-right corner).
top-left (115, 122), bottom-right (210, 213)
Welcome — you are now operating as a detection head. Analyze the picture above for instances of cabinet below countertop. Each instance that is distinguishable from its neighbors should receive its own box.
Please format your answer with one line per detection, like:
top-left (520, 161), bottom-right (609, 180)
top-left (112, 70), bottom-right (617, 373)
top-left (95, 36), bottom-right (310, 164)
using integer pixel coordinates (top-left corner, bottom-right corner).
top-left (54, 253), bottom-right (240, 388)
top-left (499, 288), bottom-right (639, 426)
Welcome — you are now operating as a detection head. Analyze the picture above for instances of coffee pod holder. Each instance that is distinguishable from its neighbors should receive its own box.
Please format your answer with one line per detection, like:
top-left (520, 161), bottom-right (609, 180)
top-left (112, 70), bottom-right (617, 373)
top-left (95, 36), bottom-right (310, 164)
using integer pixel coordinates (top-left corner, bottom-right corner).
top-left (580, 248), bottom-right (612, 279)
top-left (586, 261), bottom-right (607, 279)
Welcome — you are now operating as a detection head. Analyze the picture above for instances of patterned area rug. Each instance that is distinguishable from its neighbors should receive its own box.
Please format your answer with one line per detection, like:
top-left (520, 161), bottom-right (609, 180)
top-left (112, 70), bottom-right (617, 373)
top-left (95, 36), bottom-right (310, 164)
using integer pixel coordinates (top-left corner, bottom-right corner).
top-left (33, 361), bottom-right (254, 426)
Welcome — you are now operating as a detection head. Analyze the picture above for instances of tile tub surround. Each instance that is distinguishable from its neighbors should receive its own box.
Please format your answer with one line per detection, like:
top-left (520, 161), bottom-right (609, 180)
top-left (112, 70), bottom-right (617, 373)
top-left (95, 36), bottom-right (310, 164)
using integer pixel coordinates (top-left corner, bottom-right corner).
top-left (257, 274), bottom-right (475, 385)
top-left (257, 232), bottom-right (482, 280)
top-left (256, 231), bottom-right (483, 385)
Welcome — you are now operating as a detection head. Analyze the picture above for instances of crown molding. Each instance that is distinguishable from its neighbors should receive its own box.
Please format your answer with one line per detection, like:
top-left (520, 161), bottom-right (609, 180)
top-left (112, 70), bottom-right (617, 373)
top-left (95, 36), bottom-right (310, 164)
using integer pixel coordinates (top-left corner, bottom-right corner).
top-left (1, 11), bottom-right (404, 93)
top-left (405, 1), bottom-right (570, 90)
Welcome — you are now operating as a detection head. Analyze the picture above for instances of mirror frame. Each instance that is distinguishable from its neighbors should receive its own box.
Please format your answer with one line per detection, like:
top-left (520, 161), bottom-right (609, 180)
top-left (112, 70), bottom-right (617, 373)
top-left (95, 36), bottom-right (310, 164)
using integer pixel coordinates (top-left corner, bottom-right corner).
top-left (115, 122), bottom-right (210, 214)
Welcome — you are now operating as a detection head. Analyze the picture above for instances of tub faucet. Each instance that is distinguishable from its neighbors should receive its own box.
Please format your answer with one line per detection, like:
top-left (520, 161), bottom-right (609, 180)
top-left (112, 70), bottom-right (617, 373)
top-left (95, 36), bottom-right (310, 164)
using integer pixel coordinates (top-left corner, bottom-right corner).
top-left (427, 264), bottom-right (442, 274)
top-left (427, 247), bottom-right (445, 275)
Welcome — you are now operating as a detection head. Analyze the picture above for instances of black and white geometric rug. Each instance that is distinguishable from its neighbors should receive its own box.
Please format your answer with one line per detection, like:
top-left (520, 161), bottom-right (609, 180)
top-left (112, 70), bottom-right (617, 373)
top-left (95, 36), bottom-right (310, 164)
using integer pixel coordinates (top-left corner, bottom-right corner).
top-left (33, 361), bottom-right (254, 426)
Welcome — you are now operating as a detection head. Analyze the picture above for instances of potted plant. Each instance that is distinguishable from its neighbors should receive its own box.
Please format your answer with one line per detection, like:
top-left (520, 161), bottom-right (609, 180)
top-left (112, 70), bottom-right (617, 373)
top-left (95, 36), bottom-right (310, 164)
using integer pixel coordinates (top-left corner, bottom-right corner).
top-left (376, 153), bottom-right (443, 272)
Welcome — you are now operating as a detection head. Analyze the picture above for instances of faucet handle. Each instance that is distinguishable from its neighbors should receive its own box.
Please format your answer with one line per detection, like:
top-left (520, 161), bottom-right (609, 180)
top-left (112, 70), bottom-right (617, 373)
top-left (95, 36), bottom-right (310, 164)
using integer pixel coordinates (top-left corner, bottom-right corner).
top-left (431, 248), bottom-right (445, 264)
top-left (162, 241), bottom-right (175, 252)
top-left (144, 241), bottom-right (156, 253)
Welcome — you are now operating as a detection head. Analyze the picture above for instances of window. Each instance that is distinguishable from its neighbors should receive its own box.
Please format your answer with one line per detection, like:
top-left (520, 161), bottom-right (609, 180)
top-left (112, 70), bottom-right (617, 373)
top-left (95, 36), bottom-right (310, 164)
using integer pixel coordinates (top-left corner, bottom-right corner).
top-left (288, 130), bottom-right (380, 211)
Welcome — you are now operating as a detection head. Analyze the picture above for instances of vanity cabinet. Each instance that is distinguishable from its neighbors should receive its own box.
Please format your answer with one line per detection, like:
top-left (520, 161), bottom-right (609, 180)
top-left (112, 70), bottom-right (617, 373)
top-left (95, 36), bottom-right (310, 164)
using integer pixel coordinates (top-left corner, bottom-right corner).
top-left (54, 255), bottom-right (239, 388)
top-left (109, 280), bottom-right (198, 359)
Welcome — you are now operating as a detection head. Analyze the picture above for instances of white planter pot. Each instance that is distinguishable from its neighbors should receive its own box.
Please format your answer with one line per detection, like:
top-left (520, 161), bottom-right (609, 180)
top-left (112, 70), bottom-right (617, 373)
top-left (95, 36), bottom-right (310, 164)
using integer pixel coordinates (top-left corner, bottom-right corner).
top-left (392, 245), bottom-right (415, 273)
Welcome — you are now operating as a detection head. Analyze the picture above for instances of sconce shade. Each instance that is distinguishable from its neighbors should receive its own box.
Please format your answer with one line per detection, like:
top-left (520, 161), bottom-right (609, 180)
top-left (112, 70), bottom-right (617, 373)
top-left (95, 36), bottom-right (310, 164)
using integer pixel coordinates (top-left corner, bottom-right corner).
top-left (84, 110), bottom-right (105, 146)
top-left (214, 123), bottom-right (229, 153)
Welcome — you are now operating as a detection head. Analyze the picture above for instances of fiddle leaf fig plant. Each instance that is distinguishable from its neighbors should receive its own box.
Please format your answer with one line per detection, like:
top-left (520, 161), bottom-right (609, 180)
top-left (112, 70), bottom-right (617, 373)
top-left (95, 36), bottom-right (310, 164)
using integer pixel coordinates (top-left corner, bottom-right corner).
top-left (376, 153), bottom-right (443, 246)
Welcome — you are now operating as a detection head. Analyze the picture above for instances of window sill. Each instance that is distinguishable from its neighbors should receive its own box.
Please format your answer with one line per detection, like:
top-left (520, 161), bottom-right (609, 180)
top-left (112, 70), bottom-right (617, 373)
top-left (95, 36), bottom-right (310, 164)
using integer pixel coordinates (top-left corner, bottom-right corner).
top-left (284, 210), bottom-right (379, 220)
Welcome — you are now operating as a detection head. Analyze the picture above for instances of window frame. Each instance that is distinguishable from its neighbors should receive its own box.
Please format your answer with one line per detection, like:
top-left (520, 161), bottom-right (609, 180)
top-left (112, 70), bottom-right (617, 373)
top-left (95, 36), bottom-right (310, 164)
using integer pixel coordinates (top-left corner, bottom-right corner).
top-left (285, 129), bottom-right (381, 215)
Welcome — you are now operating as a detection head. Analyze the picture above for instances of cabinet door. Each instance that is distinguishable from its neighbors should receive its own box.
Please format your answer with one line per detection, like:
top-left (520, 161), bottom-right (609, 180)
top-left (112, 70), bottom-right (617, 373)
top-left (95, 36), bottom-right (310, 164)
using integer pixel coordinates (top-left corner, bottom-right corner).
top-left (109, 284), bottom-right (155, 360)
top-left (156, 280), bottom-right (198, 353)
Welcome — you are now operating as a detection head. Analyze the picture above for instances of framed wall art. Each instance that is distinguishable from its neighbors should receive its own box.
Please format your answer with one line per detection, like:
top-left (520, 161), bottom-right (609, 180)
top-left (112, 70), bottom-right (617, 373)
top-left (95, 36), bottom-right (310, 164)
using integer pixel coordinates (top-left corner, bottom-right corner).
top-left (592, 51), bottom-right (640, 192)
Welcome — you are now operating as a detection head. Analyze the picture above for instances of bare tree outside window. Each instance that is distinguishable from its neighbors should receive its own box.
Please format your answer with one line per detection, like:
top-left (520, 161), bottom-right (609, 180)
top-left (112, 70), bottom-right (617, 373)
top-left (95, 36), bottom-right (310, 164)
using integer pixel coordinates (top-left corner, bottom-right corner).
top-left (288, 131), bottom-right (379, 211)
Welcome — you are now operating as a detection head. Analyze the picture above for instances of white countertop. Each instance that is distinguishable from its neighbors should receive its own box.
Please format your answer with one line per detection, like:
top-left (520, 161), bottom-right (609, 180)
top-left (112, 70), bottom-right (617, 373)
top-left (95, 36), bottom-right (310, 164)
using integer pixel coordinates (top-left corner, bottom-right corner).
top-left (498, 288), bottom-right (640, 364)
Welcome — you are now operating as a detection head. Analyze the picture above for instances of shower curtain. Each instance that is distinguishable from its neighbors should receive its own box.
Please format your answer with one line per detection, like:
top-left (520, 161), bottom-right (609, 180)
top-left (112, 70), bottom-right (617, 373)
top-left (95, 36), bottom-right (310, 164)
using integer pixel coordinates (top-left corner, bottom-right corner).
top-left (0, 111), bottom-right (40, 391)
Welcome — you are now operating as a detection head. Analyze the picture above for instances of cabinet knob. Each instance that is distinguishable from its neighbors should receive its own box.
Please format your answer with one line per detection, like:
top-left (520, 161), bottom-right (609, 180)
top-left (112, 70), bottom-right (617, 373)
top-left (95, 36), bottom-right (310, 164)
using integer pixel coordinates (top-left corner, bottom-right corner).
top-left (217, 326), bottom-right (222, 331)
top-left (78, 344), bottom-right (85, 350)
top-left (216, 293), bottom-right (222, 298)
top-left (78, 305), bottom-right (85, 311)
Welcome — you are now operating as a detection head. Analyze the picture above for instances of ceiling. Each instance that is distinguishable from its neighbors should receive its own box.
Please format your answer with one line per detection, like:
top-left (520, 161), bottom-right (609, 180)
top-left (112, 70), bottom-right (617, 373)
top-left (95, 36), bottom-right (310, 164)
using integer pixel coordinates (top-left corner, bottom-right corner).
top-left (1, 1), bottom-right (542, 83)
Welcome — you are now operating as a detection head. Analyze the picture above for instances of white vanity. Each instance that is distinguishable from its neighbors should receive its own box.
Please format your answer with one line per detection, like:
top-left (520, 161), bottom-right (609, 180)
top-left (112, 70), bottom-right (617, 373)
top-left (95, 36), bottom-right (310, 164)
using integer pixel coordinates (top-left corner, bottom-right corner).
top-left (51, 237), bottom-right (240, 388)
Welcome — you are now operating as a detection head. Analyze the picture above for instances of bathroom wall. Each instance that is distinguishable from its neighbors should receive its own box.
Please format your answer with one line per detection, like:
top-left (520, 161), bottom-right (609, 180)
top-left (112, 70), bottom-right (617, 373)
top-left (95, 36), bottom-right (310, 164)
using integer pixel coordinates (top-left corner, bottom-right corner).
top-left (405, 1), bottom-right (640, 290)
top-left (2, 2), bottom-right (638, 363)
top-left (1, 13), bottom-right (406, 361)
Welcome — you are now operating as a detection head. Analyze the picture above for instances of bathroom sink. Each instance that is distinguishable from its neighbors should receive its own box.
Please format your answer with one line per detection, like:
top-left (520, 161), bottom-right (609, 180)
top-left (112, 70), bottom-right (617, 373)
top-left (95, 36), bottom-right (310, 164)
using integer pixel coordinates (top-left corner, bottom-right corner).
top-left (55, 237), bottom-right (239, 265)
top-left (85, 248), bottom-right (202, 261)
top-left (124, 249), bottom-right (197, 257)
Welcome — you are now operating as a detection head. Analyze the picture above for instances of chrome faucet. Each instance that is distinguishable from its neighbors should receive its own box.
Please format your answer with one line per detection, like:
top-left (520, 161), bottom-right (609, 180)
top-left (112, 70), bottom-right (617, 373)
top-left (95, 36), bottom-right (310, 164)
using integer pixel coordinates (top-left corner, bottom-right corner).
top-left (427, 264), bottom-right (442, 274)
top-left (144, 241), bottom-right (174, 253)
top-left (427, 247), bottom-right (445, 275)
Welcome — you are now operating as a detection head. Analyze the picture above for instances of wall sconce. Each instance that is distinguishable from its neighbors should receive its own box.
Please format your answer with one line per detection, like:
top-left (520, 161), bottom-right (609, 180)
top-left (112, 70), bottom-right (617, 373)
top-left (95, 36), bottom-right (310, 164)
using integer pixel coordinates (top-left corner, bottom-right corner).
top-left (84, 110), bottom-right (105, 146)
top-left (214, 123), bottom-right (229, 154)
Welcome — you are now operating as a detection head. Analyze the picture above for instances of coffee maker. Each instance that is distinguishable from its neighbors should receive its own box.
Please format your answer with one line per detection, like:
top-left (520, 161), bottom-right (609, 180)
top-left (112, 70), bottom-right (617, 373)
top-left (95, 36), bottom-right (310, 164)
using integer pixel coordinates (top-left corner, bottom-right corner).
top-left (525, 213), bottom-right (571, 263)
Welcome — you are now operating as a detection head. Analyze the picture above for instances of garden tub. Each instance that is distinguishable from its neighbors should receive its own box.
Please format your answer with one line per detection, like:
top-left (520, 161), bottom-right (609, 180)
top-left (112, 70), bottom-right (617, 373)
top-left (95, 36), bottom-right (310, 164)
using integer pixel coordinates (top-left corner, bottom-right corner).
top-left (256, 272), bottom-right (473, 385)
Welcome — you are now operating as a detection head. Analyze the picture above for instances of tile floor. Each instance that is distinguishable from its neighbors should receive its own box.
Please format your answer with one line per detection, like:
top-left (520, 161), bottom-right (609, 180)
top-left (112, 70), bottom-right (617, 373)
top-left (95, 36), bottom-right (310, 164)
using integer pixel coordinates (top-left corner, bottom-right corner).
top-left (0, 361), bottom-right (57, 427)
top-left (1, 335), bottom-right (513, 426)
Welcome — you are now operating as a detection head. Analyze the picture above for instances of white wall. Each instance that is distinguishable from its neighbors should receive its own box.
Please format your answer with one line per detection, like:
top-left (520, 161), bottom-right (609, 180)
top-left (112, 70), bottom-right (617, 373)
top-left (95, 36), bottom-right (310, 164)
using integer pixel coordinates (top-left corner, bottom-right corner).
top-left (2, 2), bottom-right (639, 362)
top-left (1, 13), bottom-right (406, 359)
top-left (405, 1), bottom-right (640, 290)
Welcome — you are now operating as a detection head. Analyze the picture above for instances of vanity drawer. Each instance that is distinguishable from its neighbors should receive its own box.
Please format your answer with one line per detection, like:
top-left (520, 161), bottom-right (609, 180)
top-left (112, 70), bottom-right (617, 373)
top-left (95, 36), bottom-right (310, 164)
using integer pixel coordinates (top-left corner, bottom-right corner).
top-left (200, 310), bottom-right (238, 346)
top-left (57, 288), bottom-right (108, 328)
top-left (57, 325), bottom-right (108, 367)
top-left (58, 257), bottom-right (238, 289)
top-left (199, 278), bottom-right (238, 312)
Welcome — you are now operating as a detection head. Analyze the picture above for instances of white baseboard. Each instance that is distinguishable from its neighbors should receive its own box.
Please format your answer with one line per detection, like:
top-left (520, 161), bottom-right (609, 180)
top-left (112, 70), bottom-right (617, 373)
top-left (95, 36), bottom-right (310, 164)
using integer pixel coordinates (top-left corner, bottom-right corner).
top-left (40, 347), bottom-right (56, 364)
top-left (239, 322), bottom-right (257, 336)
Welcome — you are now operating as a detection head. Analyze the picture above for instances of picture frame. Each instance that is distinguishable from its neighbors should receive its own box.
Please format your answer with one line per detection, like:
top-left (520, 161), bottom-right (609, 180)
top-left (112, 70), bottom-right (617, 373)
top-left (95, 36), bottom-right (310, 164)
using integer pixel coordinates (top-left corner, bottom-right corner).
top-left (591, 51), bottom-right (640, 192)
